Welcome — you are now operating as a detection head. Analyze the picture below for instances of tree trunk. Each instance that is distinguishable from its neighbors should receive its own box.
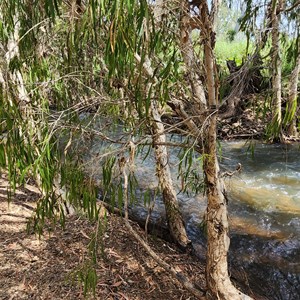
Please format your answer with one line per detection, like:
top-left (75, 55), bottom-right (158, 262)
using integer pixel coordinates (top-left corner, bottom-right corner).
top-left (179, 1), bottom-right (207, 114)
top-left (270, 0), bottom-right (283, 139)
top-left (286, 39), bottom-right (300, 137)
top-left (204, 116), bottom-right (252, 300)
top-left (2, 14), bottom-right (39, 143)
top-left (4, 15), bottom-right (30, 105)
top-left (172, 0), bottom-right (253, 296)
top-left (134, 53), bottom-right (190, 248)
top-left (199, 2), bottom-right (253, 299)
top-left (150, 96), bottom-right (191, 248)
top-left (2, 12), bottom-right (75, 216)
top-left (139, 3), bottom-right (191, 248)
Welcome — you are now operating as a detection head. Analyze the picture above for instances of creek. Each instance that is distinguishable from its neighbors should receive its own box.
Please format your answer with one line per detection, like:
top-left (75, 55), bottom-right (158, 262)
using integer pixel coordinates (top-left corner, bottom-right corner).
top-left (217, 142), bottom-right (300, 299)
top-left (87, 133), bottom-right (300, 299)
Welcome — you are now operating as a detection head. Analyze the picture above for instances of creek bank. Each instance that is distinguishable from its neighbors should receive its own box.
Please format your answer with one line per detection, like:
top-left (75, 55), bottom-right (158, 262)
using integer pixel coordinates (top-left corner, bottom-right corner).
top-left (1, 174), bottom-right (205, 299)
top-left (106, 140), bottom-right (300, 300)
top-left (163, 94), bottom-right (300, 142)
top-left (86, 128), bottom-right (300, 299)
top-left (1, 173), bottom-right (266, 299)
top-left (126, 197), bottom-right (300, 300)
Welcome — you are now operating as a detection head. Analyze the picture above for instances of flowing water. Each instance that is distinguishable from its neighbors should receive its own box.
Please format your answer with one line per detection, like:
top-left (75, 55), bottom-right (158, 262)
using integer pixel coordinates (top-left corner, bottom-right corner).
top-left (218, 142), bottom-right (300, 299)
top-left (88, 134), bottom-right (300, 299)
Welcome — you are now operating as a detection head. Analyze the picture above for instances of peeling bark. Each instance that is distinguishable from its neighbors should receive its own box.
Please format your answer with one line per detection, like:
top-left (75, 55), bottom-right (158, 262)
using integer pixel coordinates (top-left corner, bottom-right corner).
top-left (203, 115), bottom-right (252, 300)
top-left (286, 39), bottom-right (300, 137)
top-left (134, 52), bottom-right (190, 248)
top-left (171, 1), bottom-right (253, 296)
top-left (169, 0), bottom-right (253, 297)
top-left (132, 2), bottom-right (192, 248)
top-left (150, 90), bottom-right (190, 248)
top-left (270, 0), bottom-right (284, 138)
top-left (199, 2), bottom-right (253, 299)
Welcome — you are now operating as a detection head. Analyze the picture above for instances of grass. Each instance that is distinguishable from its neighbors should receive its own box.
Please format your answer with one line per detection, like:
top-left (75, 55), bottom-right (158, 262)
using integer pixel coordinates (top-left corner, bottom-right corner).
top-left (215, 37), bottom-right (252, 68)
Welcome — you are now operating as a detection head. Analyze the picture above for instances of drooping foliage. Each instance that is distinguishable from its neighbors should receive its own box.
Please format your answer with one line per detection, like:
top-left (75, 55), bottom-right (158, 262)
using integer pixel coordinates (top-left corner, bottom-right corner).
top-left (1, 0), bottom-right (299, 297)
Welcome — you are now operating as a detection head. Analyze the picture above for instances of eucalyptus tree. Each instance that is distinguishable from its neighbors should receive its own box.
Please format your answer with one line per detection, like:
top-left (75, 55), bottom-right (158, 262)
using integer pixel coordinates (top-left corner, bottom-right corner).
top-left (0, 0), bottom-right (104, 227)
top-left (270, 0), bottom-right (284, 140)
top-left (105, 0), bottom-right (251, 298)
top-left (0, 8), bottom-right (114, 296)
top-left (0, 0), bottom-right (120, 293)
top-left (176, 1), bottom-right (252, 298)
top-left (286, 37), bottom-right (300, 137)
top-left (0, 0), bottom-right (190, 283)
top-left (228, 0), bottom-right (300, 140)
top-left (268, 0), bottom-right (300, 139)
top-left (0, 0), bottom-right (255, 299)
top-left (284, 1), bottom-right (300, 137)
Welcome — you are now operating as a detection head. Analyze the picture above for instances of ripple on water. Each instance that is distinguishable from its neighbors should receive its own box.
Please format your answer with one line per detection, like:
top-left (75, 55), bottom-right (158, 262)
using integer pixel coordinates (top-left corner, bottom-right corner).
top-left (87, 135), bottom-right (300, 299)
top-left (228, 177), bottom-right (300, 214)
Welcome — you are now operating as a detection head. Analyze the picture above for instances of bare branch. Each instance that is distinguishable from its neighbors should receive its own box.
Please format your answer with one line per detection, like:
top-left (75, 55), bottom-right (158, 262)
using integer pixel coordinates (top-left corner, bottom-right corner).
top-left (284, 0), bottom-right (300, 12)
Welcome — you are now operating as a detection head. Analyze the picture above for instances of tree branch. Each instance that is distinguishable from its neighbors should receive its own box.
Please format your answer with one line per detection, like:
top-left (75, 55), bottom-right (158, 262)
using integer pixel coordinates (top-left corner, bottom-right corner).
top-left (284, 0), bottom-right (300, 12)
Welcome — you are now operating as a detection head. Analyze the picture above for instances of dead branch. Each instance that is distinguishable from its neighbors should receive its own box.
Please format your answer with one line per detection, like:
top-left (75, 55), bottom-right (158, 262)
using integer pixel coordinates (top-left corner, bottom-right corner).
top-left (221, 163), bottom-right (242, 178)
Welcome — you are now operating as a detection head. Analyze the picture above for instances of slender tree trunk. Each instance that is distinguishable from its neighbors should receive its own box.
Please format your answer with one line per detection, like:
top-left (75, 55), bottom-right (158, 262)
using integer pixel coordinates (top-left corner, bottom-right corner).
top-left (150, 95), bottom-right (190, 248)
top-left (199, 2), bottom-right (253, 299)
top-left (2, 13), bottom-right (75, 215)
top-left (3, 14), bottom-right (39, 141)
top-left (179, 1), bottom-right (207, 114)
top-left (287, 39), bottom-right (300, 137)
top-left (135, 53), bottom-right (190, 248)
top-left (5, 16), bottom-right (30, 105)
top-left (271, 0), bottom-right (284, 139)
top-left (143, 2), bottom-right (190, 247)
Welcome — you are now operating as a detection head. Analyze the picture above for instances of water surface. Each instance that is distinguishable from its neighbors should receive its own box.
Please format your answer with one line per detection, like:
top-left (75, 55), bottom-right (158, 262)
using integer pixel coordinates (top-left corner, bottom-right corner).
top-left (87, 133), bottom-right (300, 299)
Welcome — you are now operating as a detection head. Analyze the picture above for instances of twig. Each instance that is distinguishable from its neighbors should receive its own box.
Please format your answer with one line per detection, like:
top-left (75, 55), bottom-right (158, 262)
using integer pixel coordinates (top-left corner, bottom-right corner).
top-left (283, 0), bottom-right (300, 12)
top-left (221, 163), bottom-right (242, 178)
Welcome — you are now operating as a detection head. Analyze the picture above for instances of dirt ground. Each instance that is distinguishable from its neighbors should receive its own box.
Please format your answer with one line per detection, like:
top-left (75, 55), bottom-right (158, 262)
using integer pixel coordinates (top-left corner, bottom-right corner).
top-left (0, 173), bottom-right (209, 300)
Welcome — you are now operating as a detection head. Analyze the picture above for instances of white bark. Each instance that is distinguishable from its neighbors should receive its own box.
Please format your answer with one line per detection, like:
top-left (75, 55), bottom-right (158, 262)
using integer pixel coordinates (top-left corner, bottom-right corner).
top-left (135, 53), bottom-right (190, 247)
top-left (5, 16), bottom-right (30, 105)
top-left (287, 39), bottom-right (300, 137)
top-left (2, 13), bottom-right (75, 216)
top-left (271, 0), bottom-right (283, 133)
